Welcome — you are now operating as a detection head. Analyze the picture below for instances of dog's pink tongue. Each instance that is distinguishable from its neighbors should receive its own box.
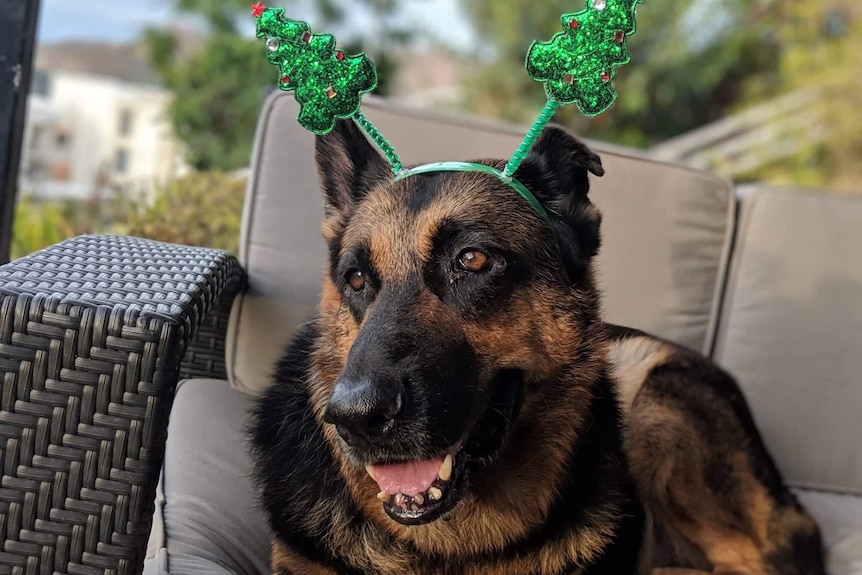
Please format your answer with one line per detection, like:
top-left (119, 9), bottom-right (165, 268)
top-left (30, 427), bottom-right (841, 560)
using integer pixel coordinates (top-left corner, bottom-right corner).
top-left (370, 456), bottom-right (444, 496)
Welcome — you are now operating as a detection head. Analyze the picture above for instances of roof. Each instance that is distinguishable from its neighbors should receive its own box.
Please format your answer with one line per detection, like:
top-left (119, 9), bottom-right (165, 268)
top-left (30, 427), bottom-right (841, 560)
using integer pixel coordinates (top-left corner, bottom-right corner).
top-left (35, 41), bottom-right (160, 85)
top-left (34, 30), bottom-right (201, 86)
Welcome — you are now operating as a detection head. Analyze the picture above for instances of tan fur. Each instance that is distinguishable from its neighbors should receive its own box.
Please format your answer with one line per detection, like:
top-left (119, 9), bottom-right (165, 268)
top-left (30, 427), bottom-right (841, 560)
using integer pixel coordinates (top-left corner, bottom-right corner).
top-left (608, 336), bottom-right (674, 414)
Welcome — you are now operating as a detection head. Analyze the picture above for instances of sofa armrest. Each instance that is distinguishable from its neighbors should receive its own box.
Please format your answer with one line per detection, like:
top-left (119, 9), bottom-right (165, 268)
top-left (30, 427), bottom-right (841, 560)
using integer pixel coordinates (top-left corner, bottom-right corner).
top-left (0, 235), bottom-right (244, 575)
top-left (179, 286), bottom-right (238, 381)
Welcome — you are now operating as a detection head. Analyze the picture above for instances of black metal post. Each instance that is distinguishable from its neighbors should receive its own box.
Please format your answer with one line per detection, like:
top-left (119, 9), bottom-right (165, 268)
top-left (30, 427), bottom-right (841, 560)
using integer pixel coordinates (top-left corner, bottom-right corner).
top-left (0, 0), bottom-right (41, 264)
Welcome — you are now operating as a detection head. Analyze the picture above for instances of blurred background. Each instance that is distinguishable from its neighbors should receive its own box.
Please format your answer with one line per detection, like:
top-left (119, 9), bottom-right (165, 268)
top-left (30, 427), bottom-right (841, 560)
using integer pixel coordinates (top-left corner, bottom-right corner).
top-left (14, 0), bottom-right (862, 260)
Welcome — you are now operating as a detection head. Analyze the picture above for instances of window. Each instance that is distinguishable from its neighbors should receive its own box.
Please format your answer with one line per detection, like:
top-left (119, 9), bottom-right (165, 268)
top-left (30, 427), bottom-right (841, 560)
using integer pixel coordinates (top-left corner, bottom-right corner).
top-left (29, 126), bottom-right (43, 150)
top-left (115, 147), bottom-right (130, 173)
top-left (55, 130), bottom-right (69, 148)
top-left (119, 110), bottom-right (134, 137)
top-left (31, 70), bottom-right (50, 97)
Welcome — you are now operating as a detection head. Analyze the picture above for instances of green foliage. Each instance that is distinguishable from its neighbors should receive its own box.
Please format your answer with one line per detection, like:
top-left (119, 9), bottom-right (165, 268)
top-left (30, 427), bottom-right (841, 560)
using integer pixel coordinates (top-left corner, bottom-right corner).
top-left (148, 0), bottom-right (409, 171)
top-left (123, 172), bottom-right (246, 255)
top-left (11, 192), bottom-right (136, 260)
top-left (747, 1), bottom-right (862, 191)
top-left (12, 172), bottom-right (245, 261)
top-left (11, 198), bottom-right (75, 260)
top-left (462, 0), bottom-right (781, 147)
top-left (147, 31), bottom-right (274, 171)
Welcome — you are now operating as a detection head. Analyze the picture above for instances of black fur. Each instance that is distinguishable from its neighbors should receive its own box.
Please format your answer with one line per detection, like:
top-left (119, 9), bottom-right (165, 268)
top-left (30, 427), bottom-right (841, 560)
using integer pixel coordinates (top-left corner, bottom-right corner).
top-left (514, 126), bottom-right (605, 280)
top-left (251, 123), bottom-right (825, 575)
top-left (316, 118), bottom-right (392, 218)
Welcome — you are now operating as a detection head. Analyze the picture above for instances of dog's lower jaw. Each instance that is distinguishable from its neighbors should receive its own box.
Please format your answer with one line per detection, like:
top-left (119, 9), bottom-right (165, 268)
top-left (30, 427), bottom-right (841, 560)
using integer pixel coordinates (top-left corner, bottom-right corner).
top-left (371, 370), bottom-right (525, 526)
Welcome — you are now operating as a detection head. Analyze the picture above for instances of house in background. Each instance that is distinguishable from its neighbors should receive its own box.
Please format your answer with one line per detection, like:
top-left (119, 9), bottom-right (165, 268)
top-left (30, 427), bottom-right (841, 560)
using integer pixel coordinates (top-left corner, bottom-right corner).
top-left (19, 41), bottom-right (187, 201)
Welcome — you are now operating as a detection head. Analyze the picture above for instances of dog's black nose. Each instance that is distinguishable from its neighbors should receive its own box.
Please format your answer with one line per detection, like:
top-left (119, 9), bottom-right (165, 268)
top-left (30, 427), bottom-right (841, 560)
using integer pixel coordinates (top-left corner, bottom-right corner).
top-left (323, 378), bottom-right (404, 442)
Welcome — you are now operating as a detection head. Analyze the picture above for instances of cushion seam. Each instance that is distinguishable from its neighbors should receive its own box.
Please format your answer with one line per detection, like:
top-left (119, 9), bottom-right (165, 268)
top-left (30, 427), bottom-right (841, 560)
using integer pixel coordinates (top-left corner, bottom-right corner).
top-left (705, 186), bottom-right (740, 358)
top-left (228, 90), bottom-right (279, 390)
top-left (712, 191), bottom-right (763, 361)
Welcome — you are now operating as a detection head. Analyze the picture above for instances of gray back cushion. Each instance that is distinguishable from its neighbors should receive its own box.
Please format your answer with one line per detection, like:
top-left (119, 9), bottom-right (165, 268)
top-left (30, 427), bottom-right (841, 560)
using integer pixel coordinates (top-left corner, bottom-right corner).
top-left (227, 92), bottom-right (735, 395)
top-left (713, 188), bottom-right (862, 494)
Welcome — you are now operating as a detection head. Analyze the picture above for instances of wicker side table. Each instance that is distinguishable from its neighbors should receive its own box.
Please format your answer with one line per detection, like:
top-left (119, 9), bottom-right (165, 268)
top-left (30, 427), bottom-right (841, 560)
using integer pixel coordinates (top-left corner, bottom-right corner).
top-left (0, 235), bottom-right (244, 575)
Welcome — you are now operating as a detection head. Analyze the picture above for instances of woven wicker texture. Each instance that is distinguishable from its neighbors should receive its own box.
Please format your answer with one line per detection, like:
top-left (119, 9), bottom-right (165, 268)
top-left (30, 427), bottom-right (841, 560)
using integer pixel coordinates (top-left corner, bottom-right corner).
top-left (0, 235), bottom-right (243, 575)
top-left (178, 294), bottom-right (235, 381)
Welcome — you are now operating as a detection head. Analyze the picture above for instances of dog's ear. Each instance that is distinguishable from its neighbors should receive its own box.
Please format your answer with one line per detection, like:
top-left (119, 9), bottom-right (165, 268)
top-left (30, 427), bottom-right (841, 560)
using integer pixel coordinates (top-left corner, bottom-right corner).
top-left (315, 119), bottom-right (391, 219)
top-left (514, 125), bottom-right (605, 278)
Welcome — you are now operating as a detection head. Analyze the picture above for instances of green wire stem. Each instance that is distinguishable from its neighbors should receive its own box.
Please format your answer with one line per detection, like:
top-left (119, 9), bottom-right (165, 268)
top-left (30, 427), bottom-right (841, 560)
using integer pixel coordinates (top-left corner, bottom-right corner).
top-left (502, 100), bottom-right (560, 178)
top-left (353, 111), bottom-right (403, 174)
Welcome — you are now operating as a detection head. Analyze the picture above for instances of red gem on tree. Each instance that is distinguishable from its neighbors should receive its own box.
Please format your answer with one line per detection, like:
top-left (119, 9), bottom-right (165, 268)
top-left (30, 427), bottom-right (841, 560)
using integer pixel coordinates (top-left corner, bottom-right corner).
top-left (336, 50), bottom-right (345, 61)
top-left (569, 19), bottom-right (579, 29)
top-left (251, 1), bottom-right (266, 18)
top-left (601, 71), bottom-right (611, 82)
top-left (281, 75), bottom-right (290, 84)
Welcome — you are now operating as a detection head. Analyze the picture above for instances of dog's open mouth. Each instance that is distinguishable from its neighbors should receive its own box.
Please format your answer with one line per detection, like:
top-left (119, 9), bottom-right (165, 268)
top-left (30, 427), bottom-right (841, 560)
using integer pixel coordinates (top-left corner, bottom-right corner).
top-left (365, 370), bottom-right (523, 525)
top-left (366, 449), bottom-right (457, 524)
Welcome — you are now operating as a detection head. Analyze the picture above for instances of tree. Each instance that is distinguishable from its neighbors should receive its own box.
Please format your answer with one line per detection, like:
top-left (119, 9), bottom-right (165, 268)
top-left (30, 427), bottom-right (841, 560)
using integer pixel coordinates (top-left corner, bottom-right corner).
top-left (742, 0), bottom-right (862, 190)
top-left (147, 30), bottom-right (274, 171)
top-left (461, 0), bottom-right (782, 148)
top-left (147, 0), bottom-right (409, 171)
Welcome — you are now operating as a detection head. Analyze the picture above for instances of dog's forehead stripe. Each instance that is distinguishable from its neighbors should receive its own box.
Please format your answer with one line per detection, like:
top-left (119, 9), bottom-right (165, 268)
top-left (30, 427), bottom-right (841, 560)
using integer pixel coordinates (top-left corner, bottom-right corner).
top-left (341, 178), bottom-right (490, 280)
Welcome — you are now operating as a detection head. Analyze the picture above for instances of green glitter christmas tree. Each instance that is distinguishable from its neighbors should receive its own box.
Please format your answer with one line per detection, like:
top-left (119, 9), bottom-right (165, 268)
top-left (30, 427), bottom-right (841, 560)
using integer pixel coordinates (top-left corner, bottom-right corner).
top-left (253, 2), bottom-right (402, 171)
top-left (254, 3), bottom-right (377, 135)
top-left (526, 0), bottom-right (644, 117)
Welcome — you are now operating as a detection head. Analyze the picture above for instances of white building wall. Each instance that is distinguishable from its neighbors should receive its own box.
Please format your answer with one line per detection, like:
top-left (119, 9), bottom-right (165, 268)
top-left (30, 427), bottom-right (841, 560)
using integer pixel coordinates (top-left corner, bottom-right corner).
top-left (21, 70), bottom-right (185, 201)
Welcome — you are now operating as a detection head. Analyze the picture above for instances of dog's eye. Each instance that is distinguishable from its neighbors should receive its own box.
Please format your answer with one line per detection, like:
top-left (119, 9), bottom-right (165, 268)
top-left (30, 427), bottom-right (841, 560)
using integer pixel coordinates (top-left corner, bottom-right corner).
top-left (457, 250), bottom-right (492, 273)
top-left (347, 270), bottom-right (366, 291)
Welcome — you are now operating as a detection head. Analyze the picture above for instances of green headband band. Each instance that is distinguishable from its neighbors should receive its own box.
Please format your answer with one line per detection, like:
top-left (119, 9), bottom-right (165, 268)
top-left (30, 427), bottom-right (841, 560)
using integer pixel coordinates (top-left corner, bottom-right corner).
top-left (252, 0), bottom-right (643, 231)
top-left (394, 162), bottom-right (555, 232)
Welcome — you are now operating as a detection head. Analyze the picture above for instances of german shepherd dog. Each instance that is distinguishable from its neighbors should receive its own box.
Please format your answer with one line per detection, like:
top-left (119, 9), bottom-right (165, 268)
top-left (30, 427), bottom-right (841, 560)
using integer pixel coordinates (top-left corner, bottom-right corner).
top-left (250, 120), bottom-right (826, 575)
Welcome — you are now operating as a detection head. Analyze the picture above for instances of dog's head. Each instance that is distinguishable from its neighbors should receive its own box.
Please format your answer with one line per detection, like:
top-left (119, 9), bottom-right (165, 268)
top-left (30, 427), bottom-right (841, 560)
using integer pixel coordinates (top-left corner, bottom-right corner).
top-left (314, 120), bottom-right (605, 526)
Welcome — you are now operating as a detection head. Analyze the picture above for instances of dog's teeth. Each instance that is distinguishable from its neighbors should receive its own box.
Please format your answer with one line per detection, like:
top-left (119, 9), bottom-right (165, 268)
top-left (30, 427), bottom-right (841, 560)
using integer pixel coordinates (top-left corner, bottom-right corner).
top-left (394, 493), bottom-right (407, 507)
top-left (365, 465), bottom-right (376, 480)
top-left (376, 491), bottom-right (387, 501)
top-left (413, 493), bottom-right (424, 506)
top-left (428, 487), bottom-right (442, 501)
top-left (438, 454), bottom-right (453, 482)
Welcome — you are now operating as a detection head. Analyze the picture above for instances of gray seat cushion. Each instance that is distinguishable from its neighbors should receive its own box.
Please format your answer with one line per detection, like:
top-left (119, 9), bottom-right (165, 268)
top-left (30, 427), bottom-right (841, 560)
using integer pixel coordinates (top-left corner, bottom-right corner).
top-left (144, 379), bottom-right (269, 575)
top-left (713, 188), bottom-right (862, 495)
top-left (228, 92), bottom-right (735, 395)
top-left (148, 382), bottom-right (862, 574)
top-left (794, 489), bottom-right (862, 575)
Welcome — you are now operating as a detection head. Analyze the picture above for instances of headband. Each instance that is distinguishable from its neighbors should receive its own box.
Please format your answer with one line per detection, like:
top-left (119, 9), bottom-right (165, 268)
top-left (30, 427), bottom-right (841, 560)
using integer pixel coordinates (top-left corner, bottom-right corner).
top-left (252, 0), bottom-right (644, 231)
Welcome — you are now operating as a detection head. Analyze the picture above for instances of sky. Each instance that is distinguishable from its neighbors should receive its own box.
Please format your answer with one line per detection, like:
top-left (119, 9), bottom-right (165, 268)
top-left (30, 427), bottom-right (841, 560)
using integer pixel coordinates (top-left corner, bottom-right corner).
top-left (36, 0), bottom-right (475, 50)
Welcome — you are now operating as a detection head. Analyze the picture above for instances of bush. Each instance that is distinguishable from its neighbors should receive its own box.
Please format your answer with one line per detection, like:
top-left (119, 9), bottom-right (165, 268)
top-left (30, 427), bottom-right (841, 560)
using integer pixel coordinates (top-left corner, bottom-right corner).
top-left (12, 197), bottom-right (76, 260)
top-left (122, 171), bottom-right (246, 255)
top-left (11, 172), bottom-right (245, 261)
